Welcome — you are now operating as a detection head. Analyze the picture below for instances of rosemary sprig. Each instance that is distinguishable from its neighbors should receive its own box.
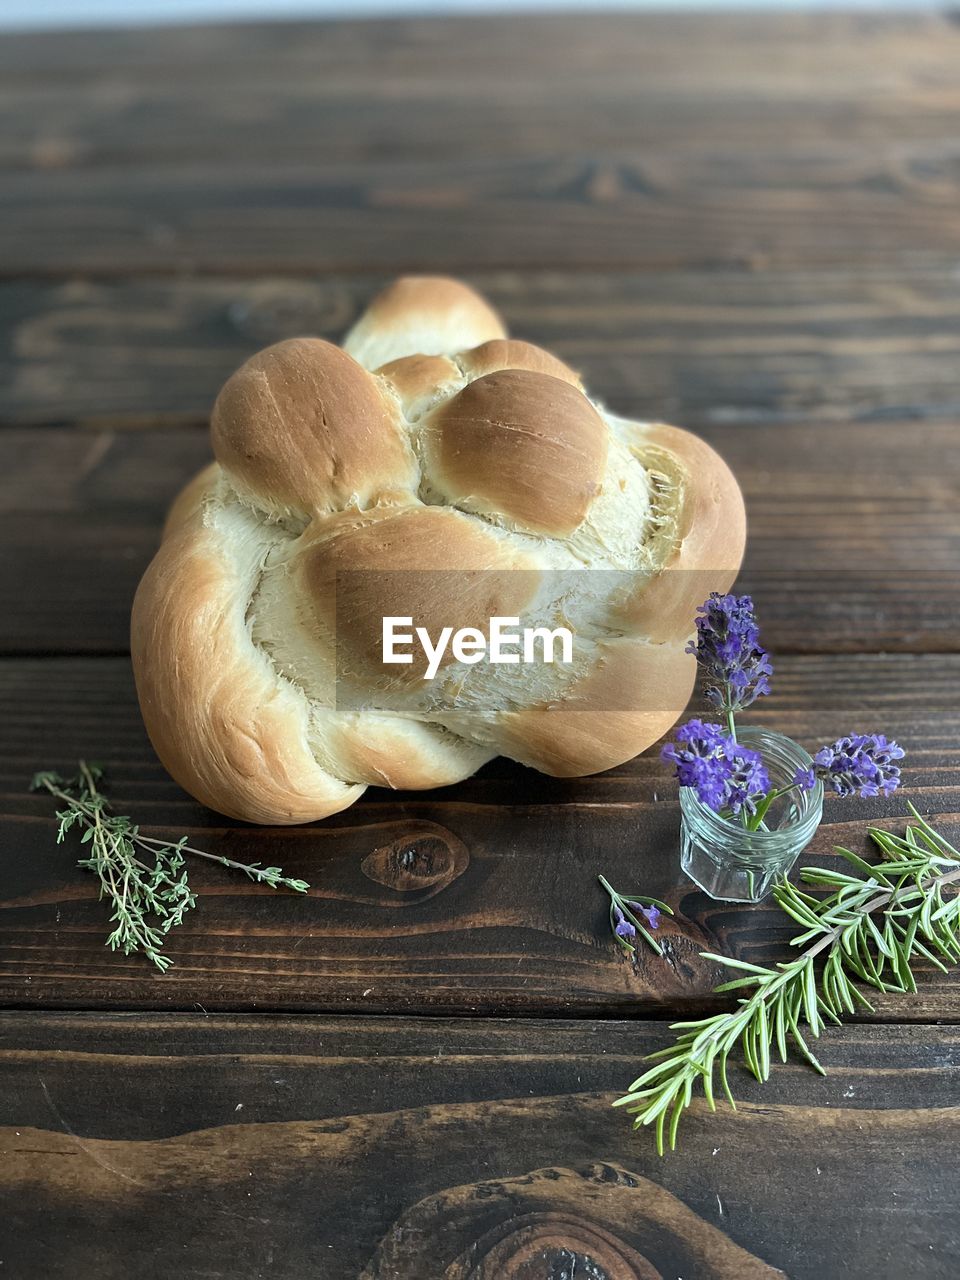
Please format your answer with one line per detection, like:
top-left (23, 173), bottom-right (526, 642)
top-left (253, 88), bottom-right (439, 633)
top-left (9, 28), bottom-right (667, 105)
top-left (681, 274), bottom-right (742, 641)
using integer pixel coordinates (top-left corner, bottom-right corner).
top-left (615, 805), bottom-right (960, 1154)
top-left (31, 762), bottom-right (310, 972)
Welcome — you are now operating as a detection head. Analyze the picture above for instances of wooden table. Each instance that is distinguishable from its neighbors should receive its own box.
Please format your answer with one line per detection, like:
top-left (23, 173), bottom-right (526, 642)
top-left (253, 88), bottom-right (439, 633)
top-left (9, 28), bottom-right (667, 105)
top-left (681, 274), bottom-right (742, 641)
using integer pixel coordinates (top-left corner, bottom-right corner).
top-left (2, 12), bottom-right (960, 1277)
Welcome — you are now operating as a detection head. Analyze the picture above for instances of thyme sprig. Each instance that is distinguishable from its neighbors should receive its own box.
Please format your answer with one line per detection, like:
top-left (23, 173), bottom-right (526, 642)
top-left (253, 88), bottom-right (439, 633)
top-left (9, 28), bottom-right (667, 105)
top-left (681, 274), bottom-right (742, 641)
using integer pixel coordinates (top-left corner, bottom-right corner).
top-left (31, 762), bottom-right (309, 972)
top-left (615, 806), bottom-right (960, 1153)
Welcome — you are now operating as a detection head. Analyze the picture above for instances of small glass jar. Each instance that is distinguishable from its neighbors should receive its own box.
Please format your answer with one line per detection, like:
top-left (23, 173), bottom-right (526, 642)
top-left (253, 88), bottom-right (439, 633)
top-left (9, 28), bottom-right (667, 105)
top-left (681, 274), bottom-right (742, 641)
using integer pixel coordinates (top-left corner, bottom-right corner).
top-left (679, 726), bottom-right (824, 903)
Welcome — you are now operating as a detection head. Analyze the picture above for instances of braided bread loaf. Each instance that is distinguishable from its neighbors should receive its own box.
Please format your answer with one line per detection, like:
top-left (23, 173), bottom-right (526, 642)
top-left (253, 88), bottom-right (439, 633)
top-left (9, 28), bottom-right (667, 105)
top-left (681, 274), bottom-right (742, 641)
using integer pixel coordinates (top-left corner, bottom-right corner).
top-left (131, 277), bottom-right (745, 823)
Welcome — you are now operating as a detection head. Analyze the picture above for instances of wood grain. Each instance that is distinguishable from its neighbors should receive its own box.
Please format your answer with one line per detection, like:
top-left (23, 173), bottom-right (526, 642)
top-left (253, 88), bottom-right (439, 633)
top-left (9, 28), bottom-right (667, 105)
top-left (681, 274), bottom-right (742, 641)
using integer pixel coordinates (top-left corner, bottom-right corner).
top-left (3, 15), bottom-right (959, 180)
top-left (7, 79), bottom-right (960, 173)
top-left (2, 421), bottom-right (956, 655)
top-left (2, 1011), bottom-right (959, 1278)
top-left (0, 12), bottom-right (954, 83)
top-left (2, 14), bottom-right (959, 173)
top-left (8, 142), bottom-right (960, 276)
top-left (3, 12), bottom-right (960, 1272)
top-left (5, 269), bottom-right (960, 429)
top-left (3, 13), bottom-right (960, 274)
top-left (2, 654), bottom-right (958, 1018)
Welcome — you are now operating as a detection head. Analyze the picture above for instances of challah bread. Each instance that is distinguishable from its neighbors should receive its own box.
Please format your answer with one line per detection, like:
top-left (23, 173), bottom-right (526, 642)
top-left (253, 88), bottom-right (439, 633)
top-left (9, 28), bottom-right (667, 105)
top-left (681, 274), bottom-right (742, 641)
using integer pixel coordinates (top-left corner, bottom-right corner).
top-left (131, 276), bottom-right (746, 823)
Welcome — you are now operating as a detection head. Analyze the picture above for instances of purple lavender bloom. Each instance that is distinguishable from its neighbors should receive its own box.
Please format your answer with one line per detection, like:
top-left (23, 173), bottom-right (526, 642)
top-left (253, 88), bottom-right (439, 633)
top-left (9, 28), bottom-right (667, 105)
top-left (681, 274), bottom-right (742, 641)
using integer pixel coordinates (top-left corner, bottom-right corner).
top-left (687, 593), bottom-right (773, 713)
top-left (661, 719), bottom-right (771, 817)
top-left (724, 744), bottom-right (773, 816)
top-left (628, 901), bottom-right (662, 930)
top-left (667, 719), bottom-right (730, 757)
top-left (793, 765), bottom-right (817, 792)
top-left (661, 719), bottom-right (734, 808)
top-left (613, 905), bottom-right (637, 943)
top-left (793, 734), bottom-right (904, 799)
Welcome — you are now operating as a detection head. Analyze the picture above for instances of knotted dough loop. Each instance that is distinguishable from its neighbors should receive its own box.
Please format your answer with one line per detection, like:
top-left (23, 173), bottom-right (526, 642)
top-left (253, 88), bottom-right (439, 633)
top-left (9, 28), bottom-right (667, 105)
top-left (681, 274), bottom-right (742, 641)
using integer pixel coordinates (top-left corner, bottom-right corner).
top-left (132, 276), bottom-right (746, 823)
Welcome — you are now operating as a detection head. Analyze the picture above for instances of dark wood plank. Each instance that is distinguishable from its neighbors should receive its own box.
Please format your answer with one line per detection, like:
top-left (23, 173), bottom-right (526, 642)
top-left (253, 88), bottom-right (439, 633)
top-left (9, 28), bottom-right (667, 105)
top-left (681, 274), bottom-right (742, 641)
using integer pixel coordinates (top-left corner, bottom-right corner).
top-left (3, 11), bottom-right (960, 275)
top-left (2, 654), bottom-right (958, 1018)
top-left (0, 18), bottom-right (955, 1268)
top-left (5, 270), bottom-right (960, 429)
top-left (1, 1011), bottom-right (958, 1278)
top-left (8, 140), bottom-right (960, 276)
top-left (0, 12), bottom-right (953, 82)
top-left (3, 15), bottom-right (959, 173)
top-left (4, 12), bottom-right (960, 277)
top-left (2, 13), bottom-right (957, 173)
top-left (7, 79), bottom-right (960, 174)
top-left (2, 421), bottom-right (957, 655)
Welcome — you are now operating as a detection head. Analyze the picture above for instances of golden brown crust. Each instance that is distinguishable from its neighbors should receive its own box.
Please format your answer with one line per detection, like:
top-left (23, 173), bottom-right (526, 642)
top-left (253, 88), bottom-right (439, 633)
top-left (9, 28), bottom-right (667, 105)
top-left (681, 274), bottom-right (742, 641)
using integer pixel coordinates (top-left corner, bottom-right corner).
top-left (460, 339), bottom-right (581, 388)
top-left (343, 276), bottom-right (507, 371)
top-left (492, 637), bottom-right (696, 776)
top-left (131, 507), bottom-right (365, 824)
top-left (375, 353), bottom-right (463, 419)
top-left (132, 275), bottom-right (748, 824)
top-left (309, 710), bottom-right (494, 790)
top-left (422, 370), bottom-right (608, 537)
top-left (646, 421), bottom-right (746, 578)
top-left (211, 338), bottom-right (415, 517)
top-left (300, 505), bottom-right (541, 685)
top-left (161, 460), bottom-right (220, 541)
top-left (609, 418), bottom-right (747, 639)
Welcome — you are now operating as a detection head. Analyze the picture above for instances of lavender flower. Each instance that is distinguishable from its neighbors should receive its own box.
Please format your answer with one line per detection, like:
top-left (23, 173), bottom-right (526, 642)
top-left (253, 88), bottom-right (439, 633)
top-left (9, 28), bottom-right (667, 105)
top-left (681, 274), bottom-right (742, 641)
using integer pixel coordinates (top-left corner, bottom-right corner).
top-left (661, 719), bottom-right (771, 817)
top-left (613, 905), bottom-right (636, 943)
top-left (793, 766), bottom-right (817, 792)
top-left (724, 746), bottom-right (773, 816)
top-left (598, 875), bottom-right (673, 957)
top-left (628, 901), bottom-right (661, 930)
top-left (793, 734), bottom-right (904, 799)
top-left (657, 593), bottom-right (905, 845)
top-left (688, 593), bottom-right (773, 713)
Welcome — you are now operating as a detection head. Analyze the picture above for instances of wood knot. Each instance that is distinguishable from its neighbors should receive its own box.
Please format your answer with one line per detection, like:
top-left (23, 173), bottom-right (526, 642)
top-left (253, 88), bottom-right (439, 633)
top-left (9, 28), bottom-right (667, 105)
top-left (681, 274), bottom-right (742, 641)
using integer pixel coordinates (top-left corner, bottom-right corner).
top-left (361, 1162), bottom-right (784, 1279)
top-left (360, 821), bottom-right (468, 899)
top-left (453, 1213), bottom-right (659, 1279)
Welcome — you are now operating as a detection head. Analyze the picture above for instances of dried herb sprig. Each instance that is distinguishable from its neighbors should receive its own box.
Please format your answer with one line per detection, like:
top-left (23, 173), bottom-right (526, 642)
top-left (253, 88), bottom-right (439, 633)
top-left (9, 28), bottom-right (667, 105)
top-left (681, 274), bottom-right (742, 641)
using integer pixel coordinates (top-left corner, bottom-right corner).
top-left (599, 874), bottom-right (673, 956)
top-left (31, 763), bottom-right (309, 972)
top-left (614, 806), bottom-right (960, 1153)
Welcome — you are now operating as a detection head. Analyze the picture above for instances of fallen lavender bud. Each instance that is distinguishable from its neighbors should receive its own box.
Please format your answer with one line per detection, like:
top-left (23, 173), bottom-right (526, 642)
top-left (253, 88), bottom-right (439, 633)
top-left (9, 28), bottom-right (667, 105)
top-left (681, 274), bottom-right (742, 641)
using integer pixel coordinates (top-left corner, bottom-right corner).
top-left (613, 904), bottom-right (637, 943)
top-left (627, 901), bottom-right (662, 929)
top-left (598, 875), bottom-right (673, 957)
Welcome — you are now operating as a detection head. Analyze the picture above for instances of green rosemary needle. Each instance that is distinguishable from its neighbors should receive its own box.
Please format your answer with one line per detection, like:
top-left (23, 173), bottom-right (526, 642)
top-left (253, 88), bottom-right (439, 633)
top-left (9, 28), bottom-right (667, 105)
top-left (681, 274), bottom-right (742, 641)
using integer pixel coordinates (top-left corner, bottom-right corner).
top-left (31, 762), bottom-right (310, 972)
top-left (615, 805), bottom-right (960, 1154)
